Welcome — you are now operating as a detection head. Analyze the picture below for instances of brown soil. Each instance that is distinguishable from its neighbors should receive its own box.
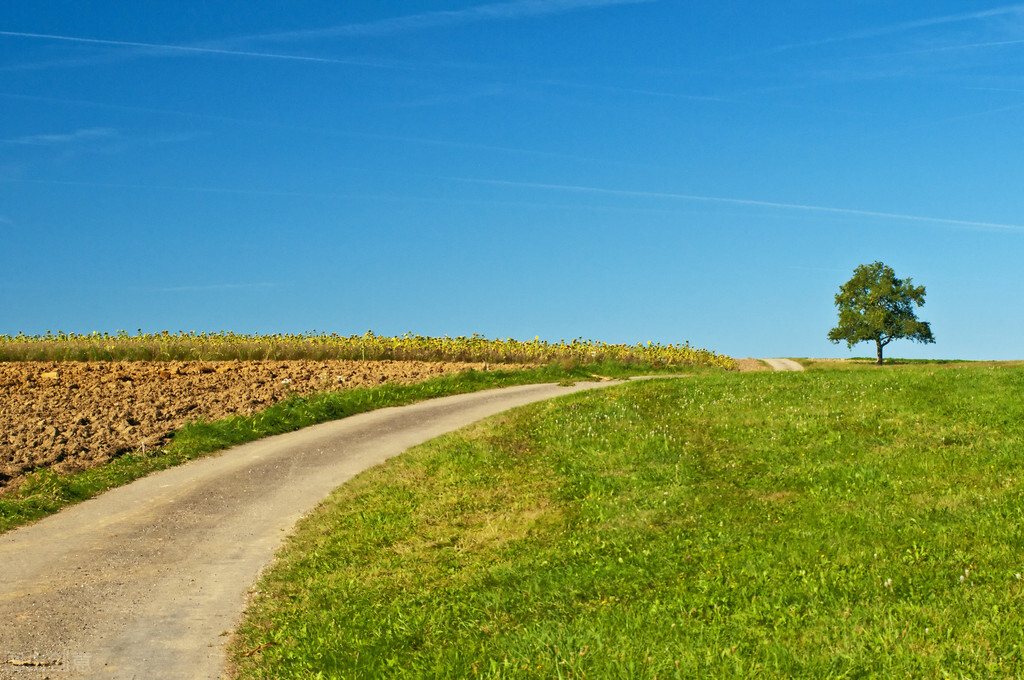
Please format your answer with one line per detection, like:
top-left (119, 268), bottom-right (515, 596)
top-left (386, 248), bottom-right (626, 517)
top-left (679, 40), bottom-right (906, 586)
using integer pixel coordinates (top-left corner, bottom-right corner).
top-left (734, 358), bottom-right (772, 372)
top-left (0, 359), bottom-right (515, 493)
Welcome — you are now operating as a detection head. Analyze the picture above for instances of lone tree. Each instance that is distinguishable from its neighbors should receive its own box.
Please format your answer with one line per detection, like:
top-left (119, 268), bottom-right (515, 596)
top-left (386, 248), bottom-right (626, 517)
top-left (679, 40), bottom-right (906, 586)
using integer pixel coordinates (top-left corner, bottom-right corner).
top-left (828, 261), bottom-right (935, 365)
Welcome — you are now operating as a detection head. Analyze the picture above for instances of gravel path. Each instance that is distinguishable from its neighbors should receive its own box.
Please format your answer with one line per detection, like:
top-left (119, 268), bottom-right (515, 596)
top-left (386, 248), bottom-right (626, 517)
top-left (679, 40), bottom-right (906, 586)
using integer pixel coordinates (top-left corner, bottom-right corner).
top-left (0, 381), bottom-right (624, 680)
top-left (762, 358), bottom-right (804, 371)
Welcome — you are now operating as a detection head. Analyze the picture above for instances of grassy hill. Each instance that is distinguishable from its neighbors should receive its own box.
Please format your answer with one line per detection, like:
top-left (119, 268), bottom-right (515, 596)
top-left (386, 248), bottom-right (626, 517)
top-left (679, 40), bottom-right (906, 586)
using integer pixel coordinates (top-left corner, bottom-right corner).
top-left (231, 363), bottom-right (1024, 678)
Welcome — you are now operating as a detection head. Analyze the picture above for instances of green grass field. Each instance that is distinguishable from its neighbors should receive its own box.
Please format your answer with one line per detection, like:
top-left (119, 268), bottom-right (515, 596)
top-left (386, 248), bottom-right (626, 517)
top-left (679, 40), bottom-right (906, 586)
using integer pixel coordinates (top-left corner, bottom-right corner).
top-left (230, 363), bottom-right (1024, 679)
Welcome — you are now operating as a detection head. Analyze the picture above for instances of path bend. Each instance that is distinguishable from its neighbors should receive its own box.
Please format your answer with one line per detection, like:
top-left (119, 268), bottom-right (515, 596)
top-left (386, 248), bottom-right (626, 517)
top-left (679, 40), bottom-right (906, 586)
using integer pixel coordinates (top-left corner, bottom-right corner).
top-left (0, 380), bottom-right (626, 679)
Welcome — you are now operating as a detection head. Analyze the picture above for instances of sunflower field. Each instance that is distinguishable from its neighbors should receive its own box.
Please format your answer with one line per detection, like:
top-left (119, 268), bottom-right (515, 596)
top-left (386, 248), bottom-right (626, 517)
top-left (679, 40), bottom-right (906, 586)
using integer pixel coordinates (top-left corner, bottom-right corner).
top-left (0, 330), bottom-right (734, 369)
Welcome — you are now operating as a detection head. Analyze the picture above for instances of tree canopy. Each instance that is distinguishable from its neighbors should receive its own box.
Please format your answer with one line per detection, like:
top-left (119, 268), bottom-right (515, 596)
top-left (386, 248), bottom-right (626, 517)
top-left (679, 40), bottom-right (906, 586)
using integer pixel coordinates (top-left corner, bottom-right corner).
top-left (828, 261), bottom-right (935, 365)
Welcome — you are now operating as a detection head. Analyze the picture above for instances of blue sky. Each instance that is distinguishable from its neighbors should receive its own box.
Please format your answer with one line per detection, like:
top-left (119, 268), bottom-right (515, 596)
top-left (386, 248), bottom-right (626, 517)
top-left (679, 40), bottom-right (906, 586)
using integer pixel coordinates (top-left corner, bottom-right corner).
top-left (2, 1), bottom-right (1022, 360)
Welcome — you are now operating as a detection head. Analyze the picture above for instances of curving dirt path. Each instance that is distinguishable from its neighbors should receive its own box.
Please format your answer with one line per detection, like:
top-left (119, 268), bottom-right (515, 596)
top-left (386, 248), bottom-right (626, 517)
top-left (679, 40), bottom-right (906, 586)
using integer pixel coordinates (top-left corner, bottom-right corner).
top-left (0, 381), bottom-right (626, 680)
top-left (762, 358), bottom-right (804, 371)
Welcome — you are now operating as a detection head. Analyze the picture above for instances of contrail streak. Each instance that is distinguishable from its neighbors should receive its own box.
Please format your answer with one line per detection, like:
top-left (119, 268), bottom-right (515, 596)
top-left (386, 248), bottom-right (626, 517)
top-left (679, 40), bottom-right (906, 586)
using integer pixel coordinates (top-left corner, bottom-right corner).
top-left (452, 178), bottom-right (1024, 231)
top-left (0, 30), bottom-right (399, 68)
top-left (2, 127), bottom-right (116, 146)
top-left (242, 0), bottom-right (655, 42)
top-left (145, 283), bottom-right (279, 293)
top-left (772, 3), bottom-right (1024, 51)
top-left (1, 1), bottom-right (654, 70)
top-left (8, 176), bottom-right (1020, 232)
top-left (890, 38), bottom-right (1024, 55)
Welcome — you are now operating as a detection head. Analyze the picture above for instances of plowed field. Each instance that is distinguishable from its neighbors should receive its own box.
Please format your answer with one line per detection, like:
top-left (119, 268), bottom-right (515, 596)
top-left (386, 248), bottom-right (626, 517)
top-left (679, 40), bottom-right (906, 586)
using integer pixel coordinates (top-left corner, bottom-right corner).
top-left (0, 359), bottom-right (509, 493)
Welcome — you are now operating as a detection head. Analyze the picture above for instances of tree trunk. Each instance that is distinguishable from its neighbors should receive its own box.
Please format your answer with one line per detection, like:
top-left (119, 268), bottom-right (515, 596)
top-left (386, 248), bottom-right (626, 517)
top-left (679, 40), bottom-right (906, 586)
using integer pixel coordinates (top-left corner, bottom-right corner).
top-left (876, 340), bottom-right (884, 366)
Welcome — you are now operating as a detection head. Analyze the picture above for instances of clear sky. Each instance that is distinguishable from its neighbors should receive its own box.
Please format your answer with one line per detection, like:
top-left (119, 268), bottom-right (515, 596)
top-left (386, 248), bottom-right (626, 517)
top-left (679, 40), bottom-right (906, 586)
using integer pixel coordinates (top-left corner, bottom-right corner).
top-left (2, 2), bottom-right (1022, 360)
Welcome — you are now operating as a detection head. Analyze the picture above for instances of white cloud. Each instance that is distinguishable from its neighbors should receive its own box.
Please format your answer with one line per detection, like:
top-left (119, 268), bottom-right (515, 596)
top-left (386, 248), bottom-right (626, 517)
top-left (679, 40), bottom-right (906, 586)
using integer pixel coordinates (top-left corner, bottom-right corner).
top-left (5, 127), bottom-right (117, 146)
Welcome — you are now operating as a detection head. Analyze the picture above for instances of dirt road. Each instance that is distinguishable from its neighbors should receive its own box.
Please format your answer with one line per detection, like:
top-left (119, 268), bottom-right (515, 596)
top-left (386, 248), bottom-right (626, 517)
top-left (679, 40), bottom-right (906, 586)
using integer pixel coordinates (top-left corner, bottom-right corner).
top-left (762, 358), bottom-right (804, 371)
top-left (0, 380), bottom-right (624, 680)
